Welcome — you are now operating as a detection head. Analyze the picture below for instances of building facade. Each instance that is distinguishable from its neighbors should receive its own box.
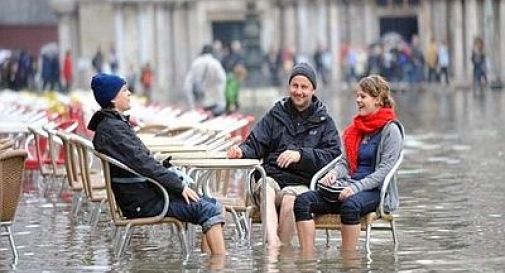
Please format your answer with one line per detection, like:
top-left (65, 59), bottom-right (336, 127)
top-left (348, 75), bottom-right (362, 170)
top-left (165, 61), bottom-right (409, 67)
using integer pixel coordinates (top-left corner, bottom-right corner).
top-left (50, 0), bottom-right (505, 101)
top-left (0, 0), bottom-right (58, 56)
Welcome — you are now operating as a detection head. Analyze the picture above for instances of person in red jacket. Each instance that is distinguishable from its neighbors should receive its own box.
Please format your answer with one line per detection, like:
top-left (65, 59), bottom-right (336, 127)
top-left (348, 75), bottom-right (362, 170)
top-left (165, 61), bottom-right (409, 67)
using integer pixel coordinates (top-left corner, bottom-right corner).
top-left (62, 50), bottom-right (73, 93)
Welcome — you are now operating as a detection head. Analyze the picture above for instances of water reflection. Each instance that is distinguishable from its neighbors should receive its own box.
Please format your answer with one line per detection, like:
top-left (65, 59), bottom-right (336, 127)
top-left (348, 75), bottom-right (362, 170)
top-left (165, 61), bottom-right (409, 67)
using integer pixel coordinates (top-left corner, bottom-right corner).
top-left (4, 87), bottom-right (505, 271)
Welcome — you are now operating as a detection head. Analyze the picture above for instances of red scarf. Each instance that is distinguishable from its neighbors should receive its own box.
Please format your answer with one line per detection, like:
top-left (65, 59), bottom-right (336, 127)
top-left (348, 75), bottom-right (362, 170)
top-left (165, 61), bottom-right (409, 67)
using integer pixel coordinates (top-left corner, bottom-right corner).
top-left (343, 107), bottom-right (397, 174)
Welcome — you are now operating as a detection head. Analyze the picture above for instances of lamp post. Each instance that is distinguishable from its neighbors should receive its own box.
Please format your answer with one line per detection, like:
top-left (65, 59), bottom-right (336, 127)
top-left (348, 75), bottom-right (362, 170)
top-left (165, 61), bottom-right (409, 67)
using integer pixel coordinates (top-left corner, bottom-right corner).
top-left (243, 1), bottom-right (262, 87)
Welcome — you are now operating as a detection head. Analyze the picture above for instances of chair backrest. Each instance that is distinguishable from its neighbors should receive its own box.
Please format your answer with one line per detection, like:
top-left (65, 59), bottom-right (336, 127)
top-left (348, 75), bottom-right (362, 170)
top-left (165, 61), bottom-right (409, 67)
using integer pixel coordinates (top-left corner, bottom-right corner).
top-left (0, 149), bottom-right (27, 222)
top-left (41, 120), bottom-right (79, 172)
top-left (0, 138), bottom-right (15, 152)
top-left (42, 126), bottom-right (62, 178)
top-left (70, 135), bottom-right (100, 200)
top-left (54, 131), bottom-right (79, 190)
top-left (27, 126), bottom-right (50, 175)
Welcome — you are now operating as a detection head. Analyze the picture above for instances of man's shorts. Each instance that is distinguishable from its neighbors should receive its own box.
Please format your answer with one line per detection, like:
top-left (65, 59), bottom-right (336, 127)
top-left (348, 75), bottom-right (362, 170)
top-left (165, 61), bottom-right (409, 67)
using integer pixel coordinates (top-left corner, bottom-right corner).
top-left (254, 176), bottom-right (309, 207)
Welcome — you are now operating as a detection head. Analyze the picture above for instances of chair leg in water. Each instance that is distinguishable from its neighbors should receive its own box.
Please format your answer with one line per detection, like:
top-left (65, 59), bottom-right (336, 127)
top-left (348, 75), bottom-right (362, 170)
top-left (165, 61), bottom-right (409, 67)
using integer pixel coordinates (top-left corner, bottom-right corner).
top-left (391, 220), bottom-right (399, 247)
top-left (176, 224), bottom-right (189, 257)
top-left (365, 224), bottom-right (372, 253)
top-left (117, 224), bottom-right (132, 258)
top-left (5, 226), bottom-right (19, 260)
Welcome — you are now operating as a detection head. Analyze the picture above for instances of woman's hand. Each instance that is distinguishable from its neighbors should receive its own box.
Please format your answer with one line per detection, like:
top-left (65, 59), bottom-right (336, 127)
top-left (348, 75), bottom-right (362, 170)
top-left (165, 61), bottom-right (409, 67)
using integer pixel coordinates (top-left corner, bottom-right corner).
top-left (319, 169), bottom-right (337, 186)
top-left (181, 185), bottom-right (200, 204)
top-left (338, 186), bottom-right (355, 201)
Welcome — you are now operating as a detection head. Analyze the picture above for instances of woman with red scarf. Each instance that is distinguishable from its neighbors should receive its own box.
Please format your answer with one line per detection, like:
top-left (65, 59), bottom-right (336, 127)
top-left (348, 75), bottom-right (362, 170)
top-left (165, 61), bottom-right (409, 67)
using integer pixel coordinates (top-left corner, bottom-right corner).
top-left (294, 75), bottom-right (404, 253)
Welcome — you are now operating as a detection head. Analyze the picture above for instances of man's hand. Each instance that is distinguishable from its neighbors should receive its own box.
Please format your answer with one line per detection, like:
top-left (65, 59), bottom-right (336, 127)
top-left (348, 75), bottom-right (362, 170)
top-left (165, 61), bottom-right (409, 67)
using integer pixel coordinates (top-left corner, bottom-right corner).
top-left (227, 145), bottom-right (243, 159)
top-left (319, 169), bottom-right (337, 186)
top-left (338, 186), bottom-right (355, 201)
top-left (181, 185), bottom-right (200, 204)
top-left (276, 150), bottom-right (301, 168)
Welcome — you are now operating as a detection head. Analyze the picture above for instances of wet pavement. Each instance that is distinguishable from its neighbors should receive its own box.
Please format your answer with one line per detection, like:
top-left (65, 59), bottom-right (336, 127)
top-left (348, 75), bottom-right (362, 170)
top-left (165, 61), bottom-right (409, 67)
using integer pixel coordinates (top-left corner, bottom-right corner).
top-left (2, 85), bottom-right (505, 272)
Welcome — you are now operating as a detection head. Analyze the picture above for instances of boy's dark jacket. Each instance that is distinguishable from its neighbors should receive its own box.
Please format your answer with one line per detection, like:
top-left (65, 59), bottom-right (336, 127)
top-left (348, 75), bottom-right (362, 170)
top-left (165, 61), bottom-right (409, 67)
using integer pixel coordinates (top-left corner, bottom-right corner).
top-left (88, 109), bottom-right (183, 218)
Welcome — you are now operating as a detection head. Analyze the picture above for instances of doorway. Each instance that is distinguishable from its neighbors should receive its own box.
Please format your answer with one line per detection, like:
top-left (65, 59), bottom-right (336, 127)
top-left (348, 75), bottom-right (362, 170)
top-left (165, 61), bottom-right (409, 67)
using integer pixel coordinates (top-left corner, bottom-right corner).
top-left (212, 21), bottom-right (245, 48)
top-left (379, 16), bottom-right (418, 42)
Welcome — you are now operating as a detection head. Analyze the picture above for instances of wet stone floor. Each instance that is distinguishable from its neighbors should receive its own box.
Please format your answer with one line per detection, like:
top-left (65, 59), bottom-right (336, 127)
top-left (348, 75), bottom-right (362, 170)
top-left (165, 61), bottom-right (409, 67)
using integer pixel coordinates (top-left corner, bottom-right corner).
top-left (2, 86), bottom-right (505, 272)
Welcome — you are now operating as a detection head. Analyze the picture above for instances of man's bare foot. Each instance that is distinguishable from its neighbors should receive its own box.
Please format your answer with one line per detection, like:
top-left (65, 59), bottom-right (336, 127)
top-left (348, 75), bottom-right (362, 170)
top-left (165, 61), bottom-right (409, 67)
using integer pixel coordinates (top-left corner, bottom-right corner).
top-left (267, 237), bottom-right (283, 249)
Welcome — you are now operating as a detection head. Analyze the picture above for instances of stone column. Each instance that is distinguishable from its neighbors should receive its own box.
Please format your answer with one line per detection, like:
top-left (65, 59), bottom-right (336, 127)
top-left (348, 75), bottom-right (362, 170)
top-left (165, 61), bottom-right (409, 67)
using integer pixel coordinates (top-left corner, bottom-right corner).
top-left (500, 0), bottom-right (505, 81)
top-left (419, 0), bottom-right (432, 48)
top-left (348, 1), bottom-right (359, 47)
top-left (137, 4), bottom-right (148, 66)
top-left (483, 0), bottom-right (496, 81)
top-left (363, 0), bottom-right (375, 45)
top-left (49, 0), bottom-right (79, 66)
top-left (186, 1), bottom-right (203, 59)
top-left (283, 2), bottom-right (296, 52)
top-left (328, 0), bottom-right (341, 82)
top-left (261, 0), bottom-right (278, 52)
top-left (278, 2), bottom-right (286, 49)
top-left (450, 0), bottom-right (464, 82)
top-left (171, 3), bottom-right (190, 91)
top-left (464, 0), bottom-right (478, 78)
top-left (154, 3), bottom-right (172, 102)
top-left (137, 4), bottom-right (155, 66)
top-left (316, 0), bottom-right (328, 47)
top-left (113, 4), bottom-right (125, 76)
top-left (49, 0), bottom-right (83, 88)
top-left (432, 0), bottom-right (448, 42)
top-left (296, 0), bottom-right (309, 55)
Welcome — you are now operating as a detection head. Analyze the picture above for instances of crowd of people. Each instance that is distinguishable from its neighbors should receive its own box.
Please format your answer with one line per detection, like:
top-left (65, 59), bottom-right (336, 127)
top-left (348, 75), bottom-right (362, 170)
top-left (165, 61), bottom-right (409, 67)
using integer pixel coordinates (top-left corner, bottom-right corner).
top-left (1, 34), bottom-right (492, 109)
top-left (341, 35), bottom-right (489, 88)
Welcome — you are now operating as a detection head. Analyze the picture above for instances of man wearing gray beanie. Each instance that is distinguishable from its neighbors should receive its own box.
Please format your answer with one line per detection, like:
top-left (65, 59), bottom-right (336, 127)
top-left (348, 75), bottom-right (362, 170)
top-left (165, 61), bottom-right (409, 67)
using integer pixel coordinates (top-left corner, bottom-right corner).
top-left (227, 63), bottom-right (341, 247)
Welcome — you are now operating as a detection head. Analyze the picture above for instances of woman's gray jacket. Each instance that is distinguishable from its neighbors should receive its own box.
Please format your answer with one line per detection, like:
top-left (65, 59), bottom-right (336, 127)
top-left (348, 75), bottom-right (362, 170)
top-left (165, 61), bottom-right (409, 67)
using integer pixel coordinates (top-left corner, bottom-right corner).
top-left (334, 121), bottom-right (404, 212)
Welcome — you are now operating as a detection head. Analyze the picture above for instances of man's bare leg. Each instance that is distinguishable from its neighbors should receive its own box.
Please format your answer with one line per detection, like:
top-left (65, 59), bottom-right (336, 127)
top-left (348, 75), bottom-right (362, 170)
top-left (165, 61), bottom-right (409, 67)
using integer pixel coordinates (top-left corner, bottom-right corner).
top-left (278, 195), bottom-right (296, 245)
top-left (264, 186), bottom-right (281, 247)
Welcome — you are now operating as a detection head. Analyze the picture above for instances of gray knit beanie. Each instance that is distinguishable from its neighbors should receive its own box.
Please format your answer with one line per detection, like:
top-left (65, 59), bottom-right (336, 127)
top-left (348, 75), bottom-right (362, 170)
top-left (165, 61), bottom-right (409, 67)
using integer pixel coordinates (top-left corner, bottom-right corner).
top-left (288, 63), bottom-right (317, 89)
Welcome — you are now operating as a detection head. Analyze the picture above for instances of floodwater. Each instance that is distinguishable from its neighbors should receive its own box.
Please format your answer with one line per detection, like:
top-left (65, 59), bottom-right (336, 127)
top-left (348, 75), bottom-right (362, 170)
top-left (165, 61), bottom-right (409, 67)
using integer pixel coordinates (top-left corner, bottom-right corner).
top-left (2, 85), bottom-right (505, 272)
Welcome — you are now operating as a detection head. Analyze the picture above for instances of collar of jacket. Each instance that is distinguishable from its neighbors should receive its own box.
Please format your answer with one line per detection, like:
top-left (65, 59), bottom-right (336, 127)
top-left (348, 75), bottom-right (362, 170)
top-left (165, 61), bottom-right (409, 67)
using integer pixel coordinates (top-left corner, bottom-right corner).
top-left (87, 109), bottom-right (131, 131)
top-left (275, 96), bottom-right (328, 122)
top-left (271, 96), bottom-right (329, 134)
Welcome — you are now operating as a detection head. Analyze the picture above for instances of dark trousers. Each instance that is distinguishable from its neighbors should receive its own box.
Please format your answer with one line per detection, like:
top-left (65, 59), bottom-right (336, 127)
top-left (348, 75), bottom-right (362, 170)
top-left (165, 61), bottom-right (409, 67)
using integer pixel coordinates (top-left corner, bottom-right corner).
top-left (294, 189), bottom-right (380, 225)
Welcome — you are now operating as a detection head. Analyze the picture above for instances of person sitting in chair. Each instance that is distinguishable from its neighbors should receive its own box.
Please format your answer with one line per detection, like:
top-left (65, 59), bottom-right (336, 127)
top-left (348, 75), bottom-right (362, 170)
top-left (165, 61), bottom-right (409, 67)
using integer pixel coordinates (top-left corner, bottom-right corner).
top-left (87, 73), bottom-right (226, 255)
top-left (227, 63), bottom-right (341, 247)
top-left (294, 75), bottom-right (403, 253)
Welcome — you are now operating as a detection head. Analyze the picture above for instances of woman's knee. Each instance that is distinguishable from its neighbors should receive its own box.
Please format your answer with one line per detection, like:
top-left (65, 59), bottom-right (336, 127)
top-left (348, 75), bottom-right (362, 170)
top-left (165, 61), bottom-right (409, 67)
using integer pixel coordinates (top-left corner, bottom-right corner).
top-left (339, 199), bottom-right (361, 225)
top-left (294, 192), bottom-right (315, 222)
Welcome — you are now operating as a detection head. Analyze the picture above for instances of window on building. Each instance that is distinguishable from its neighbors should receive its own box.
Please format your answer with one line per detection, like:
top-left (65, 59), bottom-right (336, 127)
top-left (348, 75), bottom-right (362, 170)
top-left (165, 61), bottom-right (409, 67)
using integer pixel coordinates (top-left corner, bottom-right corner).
top-left (376, 0), bottom-right (420, 7)
top-left (376, 0), bottom-right (388, 6)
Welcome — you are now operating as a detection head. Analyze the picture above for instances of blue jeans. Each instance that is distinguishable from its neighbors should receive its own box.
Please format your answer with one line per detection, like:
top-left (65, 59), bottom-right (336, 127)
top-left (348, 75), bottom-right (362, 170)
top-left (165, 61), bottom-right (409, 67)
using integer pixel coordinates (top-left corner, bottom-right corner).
top-left (294, 189), bottom-right (380, 225)
top-left (166, 195), bottom-right (225, 233)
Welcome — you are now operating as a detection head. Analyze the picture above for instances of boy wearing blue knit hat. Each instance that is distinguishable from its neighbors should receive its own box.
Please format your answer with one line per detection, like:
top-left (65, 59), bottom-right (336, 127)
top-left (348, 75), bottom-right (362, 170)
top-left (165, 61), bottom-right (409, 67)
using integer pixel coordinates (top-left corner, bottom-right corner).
top-left (87, 73), bottom-right (226, 255)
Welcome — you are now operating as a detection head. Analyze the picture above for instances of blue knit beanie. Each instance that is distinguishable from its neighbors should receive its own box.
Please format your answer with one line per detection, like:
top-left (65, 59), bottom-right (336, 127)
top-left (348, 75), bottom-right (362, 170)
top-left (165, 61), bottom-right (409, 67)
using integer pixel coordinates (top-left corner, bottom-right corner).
top-left (91, 73), bottom-right (126, 108)
top-left (289, 63), bottom-right (317, 89)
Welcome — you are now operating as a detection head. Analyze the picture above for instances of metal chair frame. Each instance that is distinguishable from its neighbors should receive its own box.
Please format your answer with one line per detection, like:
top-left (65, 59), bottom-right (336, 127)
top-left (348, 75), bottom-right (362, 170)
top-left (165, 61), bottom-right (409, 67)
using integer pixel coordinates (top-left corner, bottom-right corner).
top-left (91, 149), bottom-right (190, 258)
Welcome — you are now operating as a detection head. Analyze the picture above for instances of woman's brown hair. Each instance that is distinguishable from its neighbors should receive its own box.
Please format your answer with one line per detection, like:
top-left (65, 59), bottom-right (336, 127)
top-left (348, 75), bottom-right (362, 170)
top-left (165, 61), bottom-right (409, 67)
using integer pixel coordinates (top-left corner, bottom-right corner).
top-left (358, 75), bottom-right (395, 108)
